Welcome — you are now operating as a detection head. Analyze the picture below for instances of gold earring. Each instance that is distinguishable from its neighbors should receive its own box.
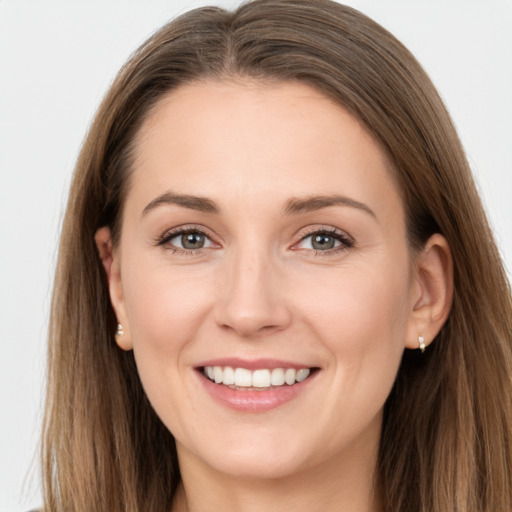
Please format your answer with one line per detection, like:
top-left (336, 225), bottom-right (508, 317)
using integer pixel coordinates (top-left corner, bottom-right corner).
top-left (115, 323), bottom-right (124, 343)
top-left (418, 335), bottom-right (426, 353)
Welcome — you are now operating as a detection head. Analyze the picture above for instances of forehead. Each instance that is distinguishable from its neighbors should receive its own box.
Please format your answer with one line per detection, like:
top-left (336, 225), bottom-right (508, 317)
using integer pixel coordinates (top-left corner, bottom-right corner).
top-left (128, 78), bottom-right (403, 222)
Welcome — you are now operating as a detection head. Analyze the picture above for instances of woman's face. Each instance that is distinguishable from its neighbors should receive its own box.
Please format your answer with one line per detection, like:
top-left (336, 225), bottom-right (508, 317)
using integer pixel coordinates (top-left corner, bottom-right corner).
top-left (108, 79), bottom-right (422, 479)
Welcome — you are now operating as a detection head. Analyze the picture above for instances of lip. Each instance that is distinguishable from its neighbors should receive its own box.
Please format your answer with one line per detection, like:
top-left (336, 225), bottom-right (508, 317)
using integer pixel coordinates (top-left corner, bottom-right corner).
top-left (194, 358), bottom-right (319, 412)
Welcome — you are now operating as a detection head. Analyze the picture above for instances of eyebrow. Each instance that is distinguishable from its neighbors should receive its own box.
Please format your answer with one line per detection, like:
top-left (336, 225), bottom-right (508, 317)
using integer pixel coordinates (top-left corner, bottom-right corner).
top-left (142, 191), bottom-right (375, 219)
top-left (142, 192), bottom-right (220, 217)
top-left (283, 195), bottom-right (376, 218)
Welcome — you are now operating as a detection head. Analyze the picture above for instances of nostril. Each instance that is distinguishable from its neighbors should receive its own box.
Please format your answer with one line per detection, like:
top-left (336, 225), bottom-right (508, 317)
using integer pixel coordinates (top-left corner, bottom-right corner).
top-left (215, 296), bottom-right (292, 338)
top-left (218, 320), bottom-right (286, 339)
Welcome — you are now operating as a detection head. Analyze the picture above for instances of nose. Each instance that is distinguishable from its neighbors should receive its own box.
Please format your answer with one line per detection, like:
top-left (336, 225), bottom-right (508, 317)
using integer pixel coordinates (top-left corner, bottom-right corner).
top-left (214, 247), bottom-right (292, 338)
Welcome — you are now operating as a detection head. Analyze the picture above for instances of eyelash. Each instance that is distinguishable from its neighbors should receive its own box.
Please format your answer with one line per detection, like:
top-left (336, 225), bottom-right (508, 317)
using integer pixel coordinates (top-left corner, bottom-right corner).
top-left (155, 225), bottom-right (354, 255)
top-left (294, 226), bottom-right (354, 255)
top-left (156, 225), bottom-right (216, 255)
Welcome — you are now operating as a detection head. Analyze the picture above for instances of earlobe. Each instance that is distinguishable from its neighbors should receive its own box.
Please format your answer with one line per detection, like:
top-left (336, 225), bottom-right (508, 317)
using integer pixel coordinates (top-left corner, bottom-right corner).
top-left (114, 322), bottom-right (132, 351)
top-left (405, 234), bottom-right (454, 351)
top-left (94, 226), bottom-right (133, 351)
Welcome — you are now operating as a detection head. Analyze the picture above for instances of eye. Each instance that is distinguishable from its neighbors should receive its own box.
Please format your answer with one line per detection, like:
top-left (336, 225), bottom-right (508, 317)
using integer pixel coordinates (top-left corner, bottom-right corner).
top-left (294, 228), bottom-right (354, 252)
top-left (158, 227), bottom-right (218, 252)
top-left (171, 231), bottom-right (209, 250)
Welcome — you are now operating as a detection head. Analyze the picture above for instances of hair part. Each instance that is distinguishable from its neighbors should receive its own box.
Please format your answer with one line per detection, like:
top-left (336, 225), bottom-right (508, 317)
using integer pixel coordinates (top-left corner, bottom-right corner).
top-left (43, 1), bottom-right (512, 511)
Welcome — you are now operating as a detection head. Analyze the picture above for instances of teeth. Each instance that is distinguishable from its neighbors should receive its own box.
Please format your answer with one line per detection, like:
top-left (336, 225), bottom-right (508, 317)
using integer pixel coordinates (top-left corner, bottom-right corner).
top-left (252, 369), bottom-right (271, 388)
top-left (222, 366), bottom-right (235, 385)
top-left (270, 368), bottom-right (285, 386)
top-left (284, 368), bottom-right (296, 385)
top-left (213, 366), bottom-right (223, 384)
top-left (234, 368), bottom-right (252, 387)
top-left (296, 368), bottom-right (310, 382)
top-left (203, 366), bottom-right (311, 388)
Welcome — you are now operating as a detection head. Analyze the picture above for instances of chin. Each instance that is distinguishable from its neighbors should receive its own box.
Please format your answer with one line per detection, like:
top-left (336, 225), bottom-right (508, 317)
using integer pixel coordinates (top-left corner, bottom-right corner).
top-left (178, 429), bottom-right (317, 481)
top-left (207, 452), bottom-right (310, 481)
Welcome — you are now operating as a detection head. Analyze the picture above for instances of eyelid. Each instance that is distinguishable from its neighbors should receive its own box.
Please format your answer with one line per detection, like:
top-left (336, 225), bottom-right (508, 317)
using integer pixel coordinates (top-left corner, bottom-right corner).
top-left (291, 225), bottom-right (354, 252)
top-left (154, 223), bottom-right (353, 255)
top-left (155, 224), bottom-right (220, 251)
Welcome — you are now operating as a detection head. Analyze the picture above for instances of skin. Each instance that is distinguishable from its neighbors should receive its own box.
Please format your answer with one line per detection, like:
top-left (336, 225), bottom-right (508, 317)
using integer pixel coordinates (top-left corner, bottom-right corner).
top-left (96, 79), bottom-right (452, 512)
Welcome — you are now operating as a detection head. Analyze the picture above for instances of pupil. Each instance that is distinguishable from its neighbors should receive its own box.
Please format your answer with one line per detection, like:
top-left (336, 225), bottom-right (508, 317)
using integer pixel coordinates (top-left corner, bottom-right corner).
top-left (182, 232), bottom-right (205, 249)
top-left (312, 234), bottom-right (335, 250)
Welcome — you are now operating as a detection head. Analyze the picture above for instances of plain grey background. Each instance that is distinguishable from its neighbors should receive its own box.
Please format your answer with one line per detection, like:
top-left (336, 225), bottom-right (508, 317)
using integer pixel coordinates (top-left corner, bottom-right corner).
top-left (1, 1), bottom-right (511, 510)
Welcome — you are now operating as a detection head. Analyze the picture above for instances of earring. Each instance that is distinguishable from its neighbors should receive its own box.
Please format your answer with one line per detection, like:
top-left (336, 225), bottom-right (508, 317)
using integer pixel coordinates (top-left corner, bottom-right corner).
top-left (115, 323), bottom-right (124, 343)
top-left (418, 335), bottom-right (426, 353)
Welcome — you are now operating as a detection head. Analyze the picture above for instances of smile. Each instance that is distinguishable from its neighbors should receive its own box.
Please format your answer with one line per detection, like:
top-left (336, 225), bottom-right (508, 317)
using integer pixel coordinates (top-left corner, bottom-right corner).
top-left (196, 359), bottom-right (320, 411)
top-left (203, 366), bottom-right (311, 390)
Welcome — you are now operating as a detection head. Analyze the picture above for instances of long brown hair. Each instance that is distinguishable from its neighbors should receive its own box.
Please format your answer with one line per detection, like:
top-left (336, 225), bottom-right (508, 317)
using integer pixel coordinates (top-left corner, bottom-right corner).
top-left (42, 1), bottom-right (512, 511)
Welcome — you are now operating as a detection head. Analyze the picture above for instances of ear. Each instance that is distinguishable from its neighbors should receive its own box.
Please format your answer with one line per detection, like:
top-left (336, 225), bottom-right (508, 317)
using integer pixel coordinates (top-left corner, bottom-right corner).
top-left (404, 233), bottom-right (453, 351)
top-left (94, 227), bottom-right (133, 351)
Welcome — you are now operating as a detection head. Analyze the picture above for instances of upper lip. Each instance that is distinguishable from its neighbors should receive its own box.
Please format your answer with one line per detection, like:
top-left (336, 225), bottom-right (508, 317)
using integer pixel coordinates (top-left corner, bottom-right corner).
top-left (195, 358), bottom-right (318, 370)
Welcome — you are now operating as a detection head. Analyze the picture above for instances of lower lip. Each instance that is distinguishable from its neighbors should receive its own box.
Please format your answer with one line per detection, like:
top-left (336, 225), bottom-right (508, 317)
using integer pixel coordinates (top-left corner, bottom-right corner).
top-left (197, 371), bottom-right (317, 412)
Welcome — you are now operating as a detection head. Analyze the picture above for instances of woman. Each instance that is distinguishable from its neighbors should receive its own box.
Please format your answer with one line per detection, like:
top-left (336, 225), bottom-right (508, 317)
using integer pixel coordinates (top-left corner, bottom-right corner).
top-left (41, 1), bottom-right (512, 511)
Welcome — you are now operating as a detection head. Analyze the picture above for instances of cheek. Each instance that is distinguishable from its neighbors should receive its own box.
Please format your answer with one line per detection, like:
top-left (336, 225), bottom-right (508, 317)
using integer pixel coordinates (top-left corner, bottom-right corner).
top-left (297, 260), bottom-right (410, 345)
top-left (120, 263), bottom-right (214, 426)
top-left (121, 260), bottom-right (216, 371)
top-left (295, 260), bottom-right (410, 432)
top-left (294, 254), bottom-right (411, 406)
top-left (125, 261), bottom-right (204, 328)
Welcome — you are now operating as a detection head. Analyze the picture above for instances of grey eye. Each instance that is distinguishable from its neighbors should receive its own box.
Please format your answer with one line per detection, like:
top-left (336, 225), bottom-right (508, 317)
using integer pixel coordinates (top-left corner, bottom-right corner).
top-left (180, 232), bottom-right (206, 249)
top-left (166, 230), bottom-right (215, 250)
top-left (298, 232), bottom-right (343, 251)
top-left (311, 234), bottom-right (337, 250)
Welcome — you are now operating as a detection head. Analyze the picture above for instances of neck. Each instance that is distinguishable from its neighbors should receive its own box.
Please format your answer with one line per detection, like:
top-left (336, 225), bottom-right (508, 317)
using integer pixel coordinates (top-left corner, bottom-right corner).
top-left (172, 429), bottom-right (381, 512)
